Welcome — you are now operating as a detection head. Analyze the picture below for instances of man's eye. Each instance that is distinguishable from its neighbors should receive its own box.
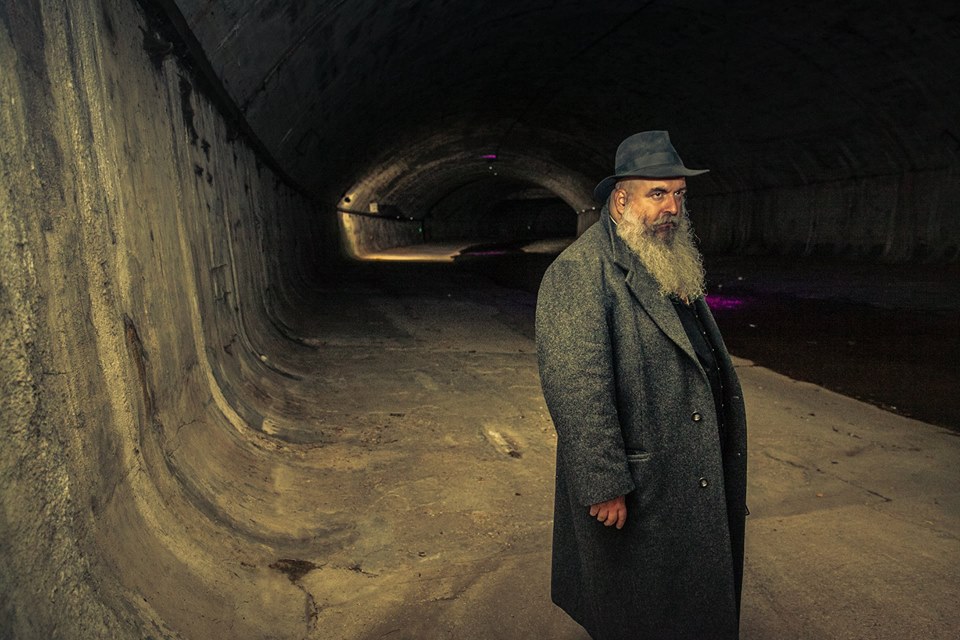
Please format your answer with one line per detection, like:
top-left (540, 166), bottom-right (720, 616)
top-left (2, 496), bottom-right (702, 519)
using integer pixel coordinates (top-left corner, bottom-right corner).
top-left (650, 192), bottom-right (664, 200)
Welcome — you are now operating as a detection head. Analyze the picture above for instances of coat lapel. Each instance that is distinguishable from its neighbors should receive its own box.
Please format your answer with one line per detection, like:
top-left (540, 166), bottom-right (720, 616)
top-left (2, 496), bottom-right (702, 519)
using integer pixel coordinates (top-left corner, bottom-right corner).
top-left (602, 213), bottom-right (700, 368)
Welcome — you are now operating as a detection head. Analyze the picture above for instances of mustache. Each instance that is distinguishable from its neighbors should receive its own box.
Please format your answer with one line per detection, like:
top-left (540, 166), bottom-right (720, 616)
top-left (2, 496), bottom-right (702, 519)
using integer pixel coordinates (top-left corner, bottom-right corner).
top-left (641, 214), bottom-right (680, 239)
top-left (651, 213), bottom-right (678, 227)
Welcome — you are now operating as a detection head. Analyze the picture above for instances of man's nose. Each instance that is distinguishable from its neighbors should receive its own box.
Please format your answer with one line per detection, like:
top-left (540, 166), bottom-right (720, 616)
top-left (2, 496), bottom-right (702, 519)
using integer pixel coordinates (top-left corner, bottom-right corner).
top-left (663, 197), bottom-right (681, 214)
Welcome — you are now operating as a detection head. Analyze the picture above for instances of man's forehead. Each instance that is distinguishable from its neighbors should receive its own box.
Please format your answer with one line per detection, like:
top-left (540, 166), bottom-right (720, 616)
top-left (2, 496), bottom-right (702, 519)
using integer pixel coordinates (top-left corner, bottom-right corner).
top-left (620, 177), bottom-right (687, 191)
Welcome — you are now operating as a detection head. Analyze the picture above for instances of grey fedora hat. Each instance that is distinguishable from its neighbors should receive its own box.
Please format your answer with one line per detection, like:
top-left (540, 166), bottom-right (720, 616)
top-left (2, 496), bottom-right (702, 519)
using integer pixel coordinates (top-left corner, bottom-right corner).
top-left (593, 130), bottom-right (708, 202)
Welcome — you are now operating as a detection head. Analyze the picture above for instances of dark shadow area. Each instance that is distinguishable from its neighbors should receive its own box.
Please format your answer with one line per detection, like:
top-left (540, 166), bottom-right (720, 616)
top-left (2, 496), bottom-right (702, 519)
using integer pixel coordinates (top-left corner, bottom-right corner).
top-left (424, 184), bottom-right (577, 244)
top-left (710, 293), bottom-right (960, 431)
top-left (452, 250), bottom-right (960, 432)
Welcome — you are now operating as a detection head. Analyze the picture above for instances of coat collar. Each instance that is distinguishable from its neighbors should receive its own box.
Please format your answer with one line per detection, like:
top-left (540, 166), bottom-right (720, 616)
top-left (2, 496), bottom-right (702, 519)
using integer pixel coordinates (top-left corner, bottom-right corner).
top-left (601, 209), bottom-right (701, 369)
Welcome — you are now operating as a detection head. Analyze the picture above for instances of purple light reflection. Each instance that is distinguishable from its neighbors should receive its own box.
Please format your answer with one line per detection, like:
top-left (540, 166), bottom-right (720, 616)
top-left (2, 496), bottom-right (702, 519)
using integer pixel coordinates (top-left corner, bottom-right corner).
top-left (480, 154), bottom-right (498, 160)
top-left (705, 294), bottom-right (748, 310)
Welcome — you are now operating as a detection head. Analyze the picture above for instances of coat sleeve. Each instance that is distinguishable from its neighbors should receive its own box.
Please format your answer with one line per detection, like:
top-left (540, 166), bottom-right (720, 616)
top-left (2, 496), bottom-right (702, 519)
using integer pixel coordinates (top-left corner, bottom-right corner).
top-left (536, 255), bottom-right (634, 506)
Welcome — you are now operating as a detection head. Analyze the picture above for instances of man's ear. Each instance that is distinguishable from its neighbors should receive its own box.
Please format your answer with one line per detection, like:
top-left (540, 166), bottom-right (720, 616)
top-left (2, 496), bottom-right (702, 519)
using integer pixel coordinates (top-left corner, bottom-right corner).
top-left (611, 188), bottom-right (627, 221)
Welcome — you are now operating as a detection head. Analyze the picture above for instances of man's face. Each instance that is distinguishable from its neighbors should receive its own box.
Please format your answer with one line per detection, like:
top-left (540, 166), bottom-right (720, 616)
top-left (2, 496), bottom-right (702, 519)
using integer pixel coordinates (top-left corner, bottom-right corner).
top-left (611, 176), bottom-right (705, 302)
top-left (612, 178), bottom-right (687, 242)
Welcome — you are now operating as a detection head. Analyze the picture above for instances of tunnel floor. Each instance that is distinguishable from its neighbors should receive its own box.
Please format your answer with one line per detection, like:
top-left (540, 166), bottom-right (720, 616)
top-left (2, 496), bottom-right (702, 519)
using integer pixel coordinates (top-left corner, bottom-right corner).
top-left (448, 249), bottom-right (960, 432)
top-left (259, 258), bottom-right (586, 639)
top-left (220, 254), bottom-right (960, 639)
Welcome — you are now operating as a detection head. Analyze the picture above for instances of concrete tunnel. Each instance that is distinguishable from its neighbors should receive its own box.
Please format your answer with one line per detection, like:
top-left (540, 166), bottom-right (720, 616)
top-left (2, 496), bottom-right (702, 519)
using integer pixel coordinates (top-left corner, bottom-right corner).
top-left (2, 0), bottom-right (959, 638)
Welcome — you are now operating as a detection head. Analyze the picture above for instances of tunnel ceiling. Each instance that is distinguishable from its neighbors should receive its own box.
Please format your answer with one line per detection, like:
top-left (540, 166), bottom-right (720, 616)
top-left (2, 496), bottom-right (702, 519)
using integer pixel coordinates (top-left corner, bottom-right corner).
top-left (170, 0), bottom-right (960, 209)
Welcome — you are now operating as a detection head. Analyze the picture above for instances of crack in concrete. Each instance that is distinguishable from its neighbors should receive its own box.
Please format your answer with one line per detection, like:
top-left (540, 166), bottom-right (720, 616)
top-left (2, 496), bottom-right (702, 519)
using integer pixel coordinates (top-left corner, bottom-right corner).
top-left (268, 559), bottom-right (322, 634)
top-left (762, 450), bottom-right (809, 471)
top-left (764, 450), bottom-right (894, 502)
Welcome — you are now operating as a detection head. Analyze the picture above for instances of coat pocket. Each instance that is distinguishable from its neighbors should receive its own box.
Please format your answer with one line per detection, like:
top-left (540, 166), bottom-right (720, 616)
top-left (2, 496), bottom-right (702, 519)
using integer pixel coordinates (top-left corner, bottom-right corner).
top-left (625, 449), bottom-right (653, 463)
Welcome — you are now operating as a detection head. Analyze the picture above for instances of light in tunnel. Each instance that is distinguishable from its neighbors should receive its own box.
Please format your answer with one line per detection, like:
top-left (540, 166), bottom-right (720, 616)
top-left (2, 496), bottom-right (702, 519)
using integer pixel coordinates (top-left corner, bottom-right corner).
top-left (459, 249), bottom-right (511, 257)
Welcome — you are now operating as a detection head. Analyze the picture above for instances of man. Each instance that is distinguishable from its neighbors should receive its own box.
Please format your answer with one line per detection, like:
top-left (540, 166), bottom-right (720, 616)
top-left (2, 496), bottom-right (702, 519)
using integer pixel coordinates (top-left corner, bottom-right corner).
top-left (536, 131), bottom-right (747, 639)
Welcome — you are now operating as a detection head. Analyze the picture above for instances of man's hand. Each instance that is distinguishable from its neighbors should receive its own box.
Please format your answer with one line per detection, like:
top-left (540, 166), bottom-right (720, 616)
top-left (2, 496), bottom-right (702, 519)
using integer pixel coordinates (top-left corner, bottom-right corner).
top-left (589, 495), bottom-right (627, 529)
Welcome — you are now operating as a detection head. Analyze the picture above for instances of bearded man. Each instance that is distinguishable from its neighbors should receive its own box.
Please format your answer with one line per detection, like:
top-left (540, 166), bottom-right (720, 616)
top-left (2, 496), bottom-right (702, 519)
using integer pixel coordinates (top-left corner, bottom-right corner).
top-left (536, 131), bottom-right (748, 639)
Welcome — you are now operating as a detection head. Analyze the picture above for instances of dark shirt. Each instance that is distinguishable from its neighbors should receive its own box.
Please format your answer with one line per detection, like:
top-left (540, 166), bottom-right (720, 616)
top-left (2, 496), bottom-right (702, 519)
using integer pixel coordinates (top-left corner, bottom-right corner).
top-left (672, 298), bottom-right (725, 445)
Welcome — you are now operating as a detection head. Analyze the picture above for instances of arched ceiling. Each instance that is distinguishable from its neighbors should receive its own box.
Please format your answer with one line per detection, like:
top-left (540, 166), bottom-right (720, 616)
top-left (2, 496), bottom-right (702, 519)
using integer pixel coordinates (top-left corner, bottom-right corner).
top-left (171, 0), bottom-right (959, 212)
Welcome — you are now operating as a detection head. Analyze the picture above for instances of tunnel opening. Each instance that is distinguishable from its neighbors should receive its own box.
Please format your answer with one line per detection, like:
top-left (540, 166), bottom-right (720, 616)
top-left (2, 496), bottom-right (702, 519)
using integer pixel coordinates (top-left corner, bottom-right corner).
top-left (335, 142), bottom-right (589, 262)
top-left (424, 178), bottom-right (577, 247)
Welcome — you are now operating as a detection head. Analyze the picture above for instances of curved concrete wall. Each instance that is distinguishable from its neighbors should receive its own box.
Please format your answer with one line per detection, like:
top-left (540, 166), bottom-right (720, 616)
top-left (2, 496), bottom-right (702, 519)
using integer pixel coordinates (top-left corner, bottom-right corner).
top-left (1, 1), bottom-right (323, 636)
top-left (337, 210), bottom-right (423, 258)
top-left (694, 168), bottom-right (960, 261)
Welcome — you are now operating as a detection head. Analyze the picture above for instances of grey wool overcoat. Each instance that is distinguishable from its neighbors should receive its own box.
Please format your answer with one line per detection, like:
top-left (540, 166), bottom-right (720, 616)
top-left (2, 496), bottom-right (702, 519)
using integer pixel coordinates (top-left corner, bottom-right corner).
top-left (535, 211), bottom-right (747, 640)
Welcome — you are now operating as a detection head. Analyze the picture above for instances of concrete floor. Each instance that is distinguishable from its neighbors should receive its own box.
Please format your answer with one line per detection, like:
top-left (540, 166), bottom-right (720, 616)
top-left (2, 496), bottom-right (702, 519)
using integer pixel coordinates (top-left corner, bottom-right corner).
top-left (193, 259), bottom-right (956, 640)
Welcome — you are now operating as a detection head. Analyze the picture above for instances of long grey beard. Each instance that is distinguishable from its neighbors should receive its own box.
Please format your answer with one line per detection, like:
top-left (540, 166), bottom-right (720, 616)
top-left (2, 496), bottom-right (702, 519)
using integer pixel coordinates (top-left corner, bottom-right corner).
top-left (616, 210), bottom-right (706, 303)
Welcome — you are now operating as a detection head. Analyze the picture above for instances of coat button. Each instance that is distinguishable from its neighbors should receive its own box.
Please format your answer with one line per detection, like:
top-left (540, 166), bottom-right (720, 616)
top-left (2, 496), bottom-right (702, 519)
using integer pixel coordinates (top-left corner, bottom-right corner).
top-left (692, 412), bottom-right (702, 422)
top-left (699, 477), bottom-right (709, 488)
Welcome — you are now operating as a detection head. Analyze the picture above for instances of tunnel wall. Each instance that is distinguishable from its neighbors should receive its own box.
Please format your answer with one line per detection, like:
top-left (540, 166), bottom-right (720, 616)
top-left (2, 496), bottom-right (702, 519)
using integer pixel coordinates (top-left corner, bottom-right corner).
top-left (1, 1), bottom-right (321, 637)
top-left (694, 168), bottom-right (960, 261)
top-left (337, 211), bottom-right (423, 258)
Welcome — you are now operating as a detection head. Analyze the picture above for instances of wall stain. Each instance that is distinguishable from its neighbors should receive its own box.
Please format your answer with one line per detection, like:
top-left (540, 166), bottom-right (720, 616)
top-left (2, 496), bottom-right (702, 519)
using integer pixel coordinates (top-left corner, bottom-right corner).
top-left (139, 25), bottom-right (174, 68)
top-left (123, 313), bottom-right (160, 434)
top-left (269, 558), bottom-right (318, 582)
top-left (178, 77), bottom-right (199, 144)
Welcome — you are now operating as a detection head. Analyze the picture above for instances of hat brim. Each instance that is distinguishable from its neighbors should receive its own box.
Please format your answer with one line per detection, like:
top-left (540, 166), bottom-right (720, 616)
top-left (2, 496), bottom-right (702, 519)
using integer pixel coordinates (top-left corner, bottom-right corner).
top-left (593, 165), bottom-right (709, 202)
